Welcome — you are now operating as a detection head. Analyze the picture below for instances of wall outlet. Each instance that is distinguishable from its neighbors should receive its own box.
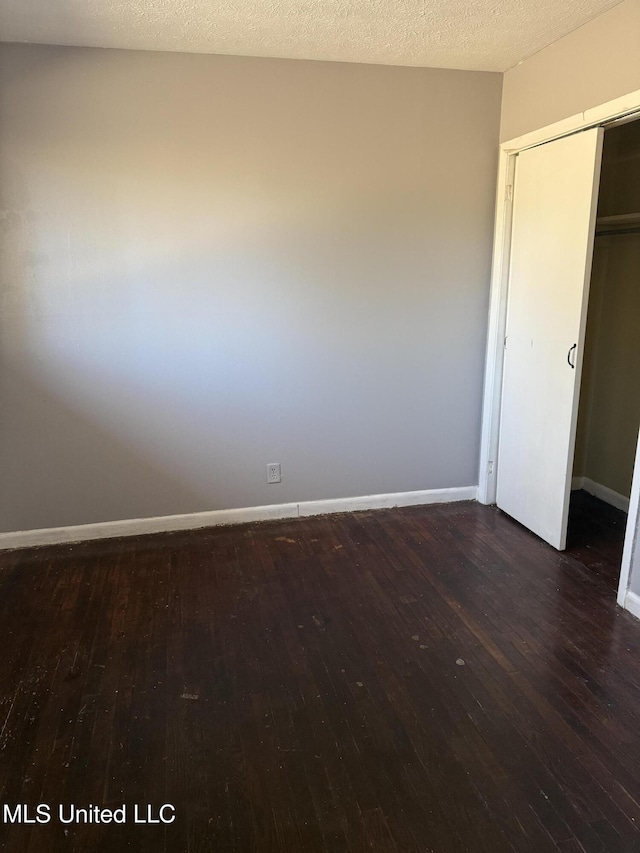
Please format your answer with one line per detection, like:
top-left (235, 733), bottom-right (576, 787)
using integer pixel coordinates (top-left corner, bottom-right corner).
top-left (267, 463), bottom-right (281, 484)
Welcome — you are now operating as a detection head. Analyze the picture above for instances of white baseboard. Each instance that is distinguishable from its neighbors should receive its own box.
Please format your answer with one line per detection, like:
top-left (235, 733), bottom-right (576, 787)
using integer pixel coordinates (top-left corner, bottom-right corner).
top-left (577, 477), bottom-right (630, 513)
top-left (0, 485), bottom-right (478, 551)
top-left (623, 590), bottom-right (640, 621)
top-left (298, 486), bottom-right (477, 517)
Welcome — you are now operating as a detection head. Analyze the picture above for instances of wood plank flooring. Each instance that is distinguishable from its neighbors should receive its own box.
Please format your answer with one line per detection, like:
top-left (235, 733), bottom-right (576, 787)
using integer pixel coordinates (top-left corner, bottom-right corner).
top-left (566, 490), bottom-right (627, 591)
top-left (0, 499), bottom-right (638, 852)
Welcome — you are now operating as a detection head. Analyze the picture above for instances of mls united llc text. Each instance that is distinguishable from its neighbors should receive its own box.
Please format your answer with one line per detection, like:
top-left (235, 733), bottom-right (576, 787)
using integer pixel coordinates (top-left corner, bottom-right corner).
top-left (2, 804), bottom-right (176, 825)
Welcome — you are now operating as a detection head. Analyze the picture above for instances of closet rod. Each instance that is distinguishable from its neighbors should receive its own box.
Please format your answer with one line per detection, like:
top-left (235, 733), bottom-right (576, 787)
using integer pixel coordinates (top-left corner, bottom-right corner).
top-left (595, 226), bottom-right (640, 236)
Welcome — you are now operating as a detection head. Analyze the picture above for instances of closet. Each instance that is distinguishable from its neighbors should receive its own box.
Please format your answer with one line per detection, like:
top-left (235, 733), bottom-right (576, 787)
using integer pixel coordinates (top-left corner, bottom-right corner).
top-left (494, 115), bottom-right (640, 563)
top-left (569, 119), bottom-right (640, 560)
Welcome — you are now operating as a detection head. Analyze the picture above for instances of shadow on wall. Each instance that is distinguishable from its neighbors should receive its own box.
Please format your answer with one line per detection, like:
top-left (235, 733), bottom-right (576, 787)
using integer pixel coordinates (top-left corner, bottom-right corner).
top-left (0, 363), bottom-right (206, 530)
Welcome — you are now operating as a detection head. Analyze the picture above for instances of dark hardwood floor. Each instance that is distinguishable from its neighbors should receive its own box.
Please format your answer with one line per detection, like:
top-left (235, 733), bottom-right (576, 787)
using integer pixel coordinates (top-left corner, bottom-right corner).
top-left (566, 490), bottom-right (627, 591)
top-left (0, 499), bottom-right (638, 852)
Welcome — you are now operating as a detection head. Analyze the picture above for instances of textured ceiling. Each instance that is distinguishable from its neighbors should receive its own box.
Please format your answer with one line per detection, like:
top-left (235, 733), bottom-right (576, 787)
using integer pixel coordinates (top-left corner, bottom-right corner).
top-left (0, 0), bottom-right (624, 72)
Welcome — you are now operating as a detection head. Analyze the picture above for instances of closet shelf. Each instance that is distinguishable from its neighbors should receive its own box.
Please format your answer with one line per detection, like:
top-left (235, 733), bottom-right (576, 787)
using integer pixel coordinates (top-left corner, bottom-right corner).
top-left (595, 212), bottom-right (640, 235)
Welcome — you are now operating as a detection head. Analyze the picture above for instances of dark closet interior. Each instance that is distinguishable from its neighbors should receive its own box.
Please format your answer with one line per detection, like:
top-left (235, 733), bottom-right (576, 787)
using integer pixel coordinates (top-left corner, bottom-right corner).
top-left (568, 118), bottom-right (640, 587)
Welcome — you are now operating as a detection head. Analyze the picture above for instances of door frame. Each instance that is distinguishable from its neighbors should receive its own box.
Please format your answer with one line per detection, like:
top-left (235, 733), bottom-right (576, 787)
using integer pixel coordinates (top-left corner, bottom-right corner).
top-left (478, 87), bottom-right (640, 612)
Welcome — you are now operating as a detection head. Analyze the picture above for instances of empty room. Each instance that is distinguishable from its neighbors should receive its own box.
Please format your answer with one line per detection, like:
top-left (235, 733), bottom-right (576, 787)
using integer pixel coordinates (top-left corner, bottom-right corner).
top-left (1, 0), bottom-right (640, 850)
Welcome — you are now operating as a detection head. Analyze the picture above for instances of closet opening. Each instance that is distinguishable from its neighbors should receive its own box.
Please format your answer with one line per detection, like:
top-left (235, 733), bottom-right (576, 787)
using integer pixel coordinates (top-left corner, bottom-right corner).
top-left (569, 117), bottom-right (640, 590)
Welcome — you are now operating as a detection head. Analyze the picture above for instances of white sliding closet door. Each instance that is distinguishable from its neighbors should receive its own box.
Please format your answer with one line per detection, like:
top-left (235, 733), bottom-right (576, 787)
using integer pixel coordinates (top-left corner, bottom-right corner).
top-left (497, 128), bottom-right (603, 550)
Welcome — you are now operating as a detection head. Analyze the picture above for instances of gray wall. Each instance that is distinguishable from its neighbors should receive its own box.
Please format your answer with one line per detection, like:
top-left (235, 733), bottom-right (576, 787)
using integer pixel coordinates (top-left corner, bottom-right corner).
top-left (0, 43), bottom-right (502, 531)
top-left (500, 0), bottom-right (640, 142)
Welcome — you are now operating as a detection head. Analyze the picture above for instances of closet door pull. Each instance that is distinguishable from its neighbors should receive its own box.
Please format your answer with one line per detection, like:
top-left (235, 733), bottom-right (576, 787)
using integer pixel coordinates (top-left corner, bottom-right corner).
top-left (567, 343), bottom-right (577, 369)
